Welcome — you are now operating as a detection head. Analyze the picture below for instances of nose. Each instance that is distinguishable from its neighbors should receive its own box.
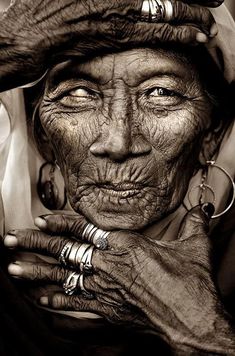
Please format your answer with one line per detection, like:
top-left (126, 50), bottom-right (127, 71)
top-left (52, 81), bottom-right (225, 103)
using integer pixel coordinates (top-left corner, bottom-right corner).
top-left (90, 84), bottom-right (151, 161)
top-left (90, 119), bottom-right (152, 161)
top-left (90, 119), bottom-right (131, 161)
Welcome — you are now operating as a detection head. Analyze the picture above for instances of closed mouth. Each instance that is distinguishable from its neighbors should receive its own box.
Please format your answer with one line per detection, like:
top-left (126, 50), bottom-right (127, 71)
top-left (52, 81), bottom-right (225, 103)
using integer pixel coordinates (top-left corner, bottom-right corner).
top-left (98, 183), bottom-right (144, 198)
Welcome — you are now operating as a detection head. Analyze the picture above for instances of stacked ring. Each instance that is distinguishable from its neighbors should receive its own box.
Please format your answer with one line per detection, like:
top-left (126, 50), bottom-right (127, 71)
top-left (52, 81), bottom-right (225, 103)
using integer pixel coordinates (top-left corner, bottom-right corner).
top-left (63, 272), bottom-right (94, 298)
top-left (59, 242), bottom-right (95, 274)
top-left (80, 245), bottom-right (94, 274)
top-left (140, 0), bottom-right (173, 23)
top-left (58, 241), bottom-right (74, 266)
top-left (74, 243), bottom-right (90, 267)
top-left (82, 223), bottom-right (110, 250)
top-left (63, 271), bottom-right (80, 295)
top-left (79, 274), bottom-right (94, 299)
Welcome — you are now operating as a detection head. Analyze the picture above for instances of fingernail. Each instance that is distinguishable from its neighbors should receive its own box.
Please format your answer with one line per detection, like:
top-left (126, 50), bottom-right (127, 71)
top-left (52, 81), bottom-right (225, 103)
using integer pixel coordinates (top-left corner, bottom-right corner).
top-left (8, 262), bottom-right (22, 276)
top-left (4, 234), bottom-right (18, 247)
top-left (196, 32), bottom-right (208, 43)
top-left (34, 217), bottom-right (47, 230)
top-left (40, 296), bottom-right (49, 306)
top-left (210, 23), bottom-right (218, 37)
top-left (201, 203), bottom-right (215, 219)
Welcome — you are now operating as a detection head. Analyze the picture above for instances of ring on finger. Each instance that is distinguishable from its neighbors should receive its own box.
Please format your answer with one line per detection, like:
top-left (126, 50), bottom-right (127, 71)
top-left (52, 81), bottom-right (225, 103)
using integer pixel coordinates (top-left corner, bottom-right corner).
top-left (59, 241), bottom-right (74, 266)
top-left (82, 223), bottom-right (110, 250)
top-left (63, 271), bottom-right (80, 296)
top-left (80, 245), bottom-right (94, 274)
top-left (79, 273), bottom-right (94, 300)
top-left (140, 0), bottom-right (173, 23)
top-left (59, 242), bottom-right (90, 268)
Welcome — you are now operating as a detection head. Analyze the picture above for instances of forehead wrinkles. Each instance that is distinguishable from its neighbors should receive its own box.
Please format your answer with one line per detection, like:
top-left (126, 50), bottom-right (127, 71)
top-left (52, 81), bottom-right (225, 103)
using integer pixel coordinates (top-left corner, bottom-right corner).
top-left (80, 52), bottom-right (133, 86)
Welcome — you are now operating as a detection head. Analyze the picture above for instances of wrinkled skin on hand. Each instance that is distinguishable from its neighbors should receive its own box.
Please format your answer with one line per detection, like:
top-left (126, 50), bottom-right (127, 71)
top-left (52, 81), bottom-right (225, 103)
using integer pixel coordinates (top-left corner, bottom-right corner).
top-left (0, 0), bottom-right (218, 92)
top-left (4, 205), bottom-right (235, 353)
top-left (36, 46), bottom-right (222, 230)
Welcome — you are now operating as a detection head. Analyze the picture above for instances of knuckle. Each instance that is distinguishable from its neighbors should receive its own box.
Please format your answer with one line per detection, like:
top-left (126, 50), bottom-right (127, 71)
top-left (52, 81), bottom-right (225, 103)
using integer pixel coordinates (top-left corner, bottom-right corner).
top-left (32, 264), bottom-right (42, 280)
top-left (71, 218), bottom-right (86, 236)
top-left (70, 295), bottom-right (82, 310)
top-left (51, 266), bottom-right (67, 283)
top-left (49, 236), bottom-right (69, 256)
top-left (158, 24), bottom-right (173, 42)
top-left (51, 294), bottom-right (64, 309)
top-left (177, 26), bottom-right (192, 43)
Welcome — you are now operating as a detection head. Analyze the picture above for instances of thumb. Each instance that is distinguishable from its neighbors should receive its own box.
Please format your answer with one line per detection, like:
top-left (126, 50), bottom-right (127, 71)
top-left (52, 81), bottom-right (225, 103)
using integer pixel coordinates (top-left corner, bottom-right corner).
top-left (178, 203), bottom-right (215, 241)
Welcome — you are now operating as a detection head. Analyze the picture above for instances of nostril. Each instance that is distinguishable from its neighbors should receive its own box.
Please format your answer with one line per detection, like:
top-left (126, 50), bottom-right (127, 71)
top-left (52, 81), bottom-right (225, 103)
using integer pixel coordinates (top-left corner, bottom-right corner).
top-left (89, 141), bottom-right (105, 156)
top-left (90, 136), bottom-right (130, 160)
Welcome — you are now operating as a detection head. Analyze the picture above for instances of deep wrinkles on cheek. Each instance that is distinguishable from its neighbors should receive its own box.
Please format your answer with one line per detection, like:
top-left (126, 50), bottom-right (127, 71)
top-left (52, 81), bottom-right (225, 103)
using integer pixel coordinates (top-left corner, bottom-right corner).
top-left (140, 100), bottom-right (210, 162)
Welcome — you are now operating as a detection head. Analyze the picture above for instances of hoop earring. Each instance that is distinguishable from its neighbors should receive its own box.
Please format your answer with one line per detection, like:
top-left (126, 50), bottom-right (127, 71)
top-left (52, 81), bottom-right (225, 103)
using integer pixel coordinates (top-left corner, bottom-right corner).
top-left (187, 160), bottom-right (235, 219)
top-left (37, 162), bottom-right (67, 210)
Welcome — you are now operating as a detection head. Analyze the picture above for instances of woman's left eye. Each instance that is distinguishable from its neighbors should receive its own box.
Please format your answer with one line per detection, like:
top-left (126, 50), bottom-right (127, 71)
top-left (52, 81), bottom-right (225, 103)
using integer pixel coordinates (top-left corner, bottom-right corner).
top-left (147, 87), bottom-right (179, 98)
top-left (141, 86), bottom-right (184, 107)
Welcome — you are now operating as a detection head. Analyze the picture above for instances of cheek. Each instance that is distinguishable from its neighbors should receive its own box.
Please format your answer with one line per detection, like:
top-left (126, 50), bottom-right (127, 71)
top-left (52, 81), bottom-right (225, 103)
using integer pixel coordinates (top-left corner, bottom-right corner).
top-left (140, 103), bottom-right (210, 203)
top-left (141, 102), bottom-right (209, 162)
top-left (39, 106), bottom-right (99, 168)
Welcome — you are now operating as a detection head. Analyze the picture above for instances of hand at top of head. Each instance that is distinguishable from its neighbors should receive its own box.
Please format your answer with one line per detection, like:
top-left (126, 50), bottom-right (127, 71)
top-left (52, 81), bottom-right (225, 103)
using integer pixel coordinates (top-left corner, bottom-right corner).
top-left (0, 0), bottom-right (218, 92)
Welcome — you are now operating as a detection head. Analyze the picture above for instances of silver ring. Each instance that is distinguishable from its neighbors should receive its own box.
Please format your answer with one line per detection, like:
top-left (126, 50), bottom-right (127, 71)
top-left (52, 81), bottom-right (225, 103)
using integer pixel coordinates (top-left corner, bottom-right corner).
top-left (59, 241), bottom-right (74, 266)
top-left (82, 223), bottom-right (110, 250)
top-left (80, 245), bottom-right (94, 274)
top-left (79, 274), bottom-right (94, 299)
top-left (163, 0), bottom-right (173, 22)
top-left (140, 0), bottom-right (173, 22)
top-left (74, 243), bottom-right (90, 266)
top-left (140, 0), bottom-right (151, 21)
top-left (63, 272), bottom-right (80, 296)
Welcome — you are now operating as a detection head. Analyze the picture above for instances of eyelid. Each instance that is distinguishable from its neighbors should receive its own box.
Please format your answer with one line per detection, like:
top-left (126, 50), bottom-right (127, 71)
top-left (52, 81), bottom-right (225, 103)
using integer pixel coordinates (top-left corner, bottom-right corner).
top-left (145, 87), bottom-right (179, 97)
top-left (48, 79), bottom-right (100, 98)
top-left (69, 86), bottom-right (100, 97)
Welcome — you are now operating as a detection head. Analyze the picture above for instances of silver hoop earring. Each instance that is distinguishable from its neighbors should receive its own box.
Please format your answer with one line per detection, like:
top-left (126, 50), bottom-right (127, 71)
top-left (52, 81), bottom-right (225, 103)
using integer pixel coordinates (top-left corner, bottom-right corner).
top-left (188, 160), bottom-right (235, 219)
top-left (206, 161), bottom-right (235, 219)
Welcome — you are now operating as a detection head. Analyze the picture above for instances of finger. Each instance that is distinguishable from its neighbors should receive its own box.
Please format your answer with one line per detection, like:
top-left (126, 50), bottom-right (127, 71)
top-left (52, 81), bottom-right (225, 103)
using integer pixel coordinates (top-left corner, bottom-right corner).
top-left (173, 1), bottom-right (216, 35)
top-left (101, 21), bottom-right (211, 46)
top-left (34, 213), bottom-right (88, 237)
top-left (40, 292), bottom-right (107, 313)
top-left (40, 292), bottom-right (135, 323)
top-left (3, 229), bottom-right (79, 258)
top-left (49, 17), bottom-right (214, 63)
top-left (7, 261), bottom-right (69, 283)
top-left (178, 203), bottom-right (215, 240)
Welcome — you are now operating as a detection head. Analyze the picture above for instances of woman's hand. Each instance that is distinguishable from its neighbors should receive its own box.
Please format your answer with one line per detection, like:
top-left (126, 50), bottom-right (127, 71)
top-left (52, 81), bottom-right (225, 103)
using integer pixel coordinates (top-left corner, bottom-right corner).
top-left (0, 0), bottom-right (217, 92)
top-left (3, 204), bottom-right (235, 354)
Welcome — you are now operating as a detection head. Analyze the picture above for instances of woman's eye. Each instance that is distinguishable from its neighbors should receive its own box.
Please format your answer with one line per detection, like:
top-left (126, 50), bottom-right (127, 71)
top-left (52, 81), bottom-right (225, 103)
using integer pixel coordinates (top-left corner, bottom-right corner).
top-left (57, 86), bottom-right (100, 108)
top-left (147, 87), bottom-right (178, 98)
top-left (69, 87), bottom-right (97, 99)
top-left (141, 86), bottom-right (184, 107)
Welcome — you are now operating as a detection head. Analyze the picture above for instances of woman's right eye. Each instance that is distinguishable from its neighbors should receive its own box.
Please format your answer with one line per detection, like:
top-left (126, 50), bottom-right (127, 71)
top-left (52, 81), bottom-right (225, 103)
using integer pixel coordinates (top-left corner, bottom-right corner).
top-left (69, 87), bottom-right (97, 99)
top-left (57, 86), bottom-right (100, 108)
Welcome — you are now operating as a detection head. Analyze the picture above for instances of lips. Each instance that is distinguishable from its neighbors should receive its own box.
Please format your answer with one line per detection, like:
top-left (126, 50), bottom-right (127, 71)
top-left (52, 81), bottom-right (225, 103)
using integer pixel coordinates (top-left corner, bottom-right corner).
top-left (98, 182), bottom-right (143, 199)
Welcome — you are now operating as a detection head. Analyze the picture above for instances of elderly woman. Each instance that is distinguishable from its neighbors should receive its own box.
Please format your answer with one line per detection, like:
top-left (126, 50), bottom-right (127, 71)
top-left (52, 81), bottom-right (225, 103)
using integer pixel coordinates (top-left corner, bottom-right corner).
top-left (0, 0), bottom-right (235, 354)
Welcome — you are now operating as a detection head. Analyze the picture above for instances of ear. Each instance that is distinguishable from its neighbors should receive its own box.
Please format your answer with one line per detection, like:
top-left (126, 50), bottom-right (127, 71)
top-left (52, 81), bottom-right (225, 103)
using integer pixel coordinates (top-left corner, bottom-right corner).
top-left (32, 103), bottom-right (55, 163)
top-left (198, 113), bottom-right (228, 165)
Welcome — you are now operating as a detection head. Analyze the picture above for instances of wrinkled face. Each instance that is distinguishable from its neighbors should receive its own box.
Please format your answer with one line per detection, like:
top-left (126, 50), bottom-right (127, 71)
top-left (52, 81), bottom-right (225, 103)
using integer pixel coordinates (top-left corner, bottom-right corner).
top-left (39, 47), bottom-right (212, 230)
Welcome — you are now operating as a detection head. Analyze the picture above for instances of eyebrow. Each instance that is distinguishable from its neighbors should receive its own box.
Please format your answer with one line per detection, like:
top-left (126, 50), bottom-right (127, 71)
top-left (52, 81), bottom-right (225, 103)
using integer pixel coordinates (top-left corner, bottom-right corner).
top-left (47, 58), bottom-right (188, 91)
top-left (47, 62), bottom-right (97, 90)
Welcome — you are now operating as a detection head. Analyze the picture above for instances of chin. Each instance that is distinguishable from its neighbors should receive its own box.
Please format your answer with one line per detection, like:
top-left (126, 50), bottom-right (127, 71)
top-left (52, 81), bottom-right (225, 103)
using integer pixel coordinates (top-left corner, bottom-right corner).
top-left (77, 202), bottom-right (162, 231)
top-left (87, 212), bottom-right (150, 231)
